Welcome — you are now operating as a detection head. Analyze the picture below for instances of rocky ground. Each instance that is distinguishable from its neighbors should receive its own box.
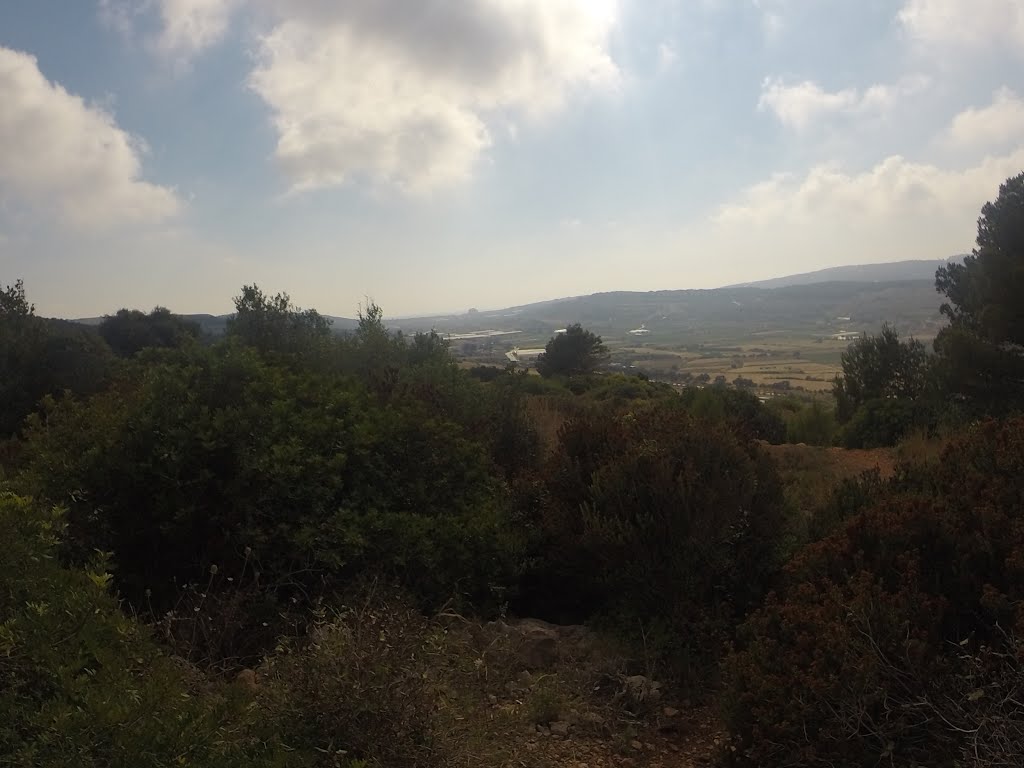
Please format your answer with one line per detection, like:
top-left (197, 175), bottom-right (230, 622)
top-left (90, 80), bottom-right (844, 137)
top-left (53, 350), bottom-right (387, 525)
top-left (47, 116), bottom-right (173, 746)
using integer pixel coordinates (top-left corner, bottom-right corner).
top-left (440, 618), bottom-right (726, 768)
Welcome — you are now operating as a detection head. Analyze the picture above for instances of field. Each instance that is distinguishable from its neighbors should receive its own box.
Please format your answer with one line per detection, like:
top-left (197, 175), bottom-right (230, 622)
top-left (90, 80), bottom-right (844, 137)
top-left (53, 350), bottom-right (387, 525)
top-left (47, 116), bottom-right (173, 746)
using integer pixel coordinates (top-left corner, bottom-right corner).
top-left (608, 336), bottom-right (850, 392)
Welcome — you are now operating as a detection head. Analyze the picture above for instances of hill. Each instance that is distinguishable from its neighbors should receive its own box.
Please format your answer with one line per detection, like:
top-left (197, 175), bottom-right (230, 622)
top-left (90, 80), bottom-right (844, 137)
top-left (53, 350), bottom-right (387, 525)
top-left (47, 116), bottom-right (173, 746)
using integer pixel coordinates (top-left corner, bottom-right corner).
top-left (729, 257), bottom-right (961, 289)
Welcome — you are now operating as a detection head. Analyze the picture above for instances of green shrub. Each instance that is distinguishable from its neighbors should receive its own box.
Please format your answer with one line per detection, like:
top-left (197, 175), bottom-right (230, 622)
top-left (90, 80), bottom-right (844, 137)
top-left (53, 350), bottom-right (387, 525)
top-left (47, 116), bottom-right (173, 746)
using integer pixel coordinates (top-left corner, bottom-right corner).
top-left (839, 396), bottom-right (937, 448)
top-left (679, 386), bottom-right (787, 444)
top-left (20, 343), bottom-right (518, 661)
top-left (0, 492), bottom-right (274, 768)
top-left (525, 401), bottom-right (786, 679)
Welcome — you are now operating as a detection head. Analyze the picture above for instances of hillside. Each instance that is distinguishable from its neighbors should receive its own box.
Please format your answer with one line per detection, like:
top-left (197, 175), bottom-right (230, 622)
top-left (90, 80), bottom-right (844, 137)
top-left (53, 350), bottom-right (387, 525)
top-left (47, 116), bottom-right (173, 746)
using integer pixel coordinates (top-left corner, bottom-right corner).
top-left (728, 256), bottom-right (962, 289)
top-left (399, 279), bottom-right (945, 346)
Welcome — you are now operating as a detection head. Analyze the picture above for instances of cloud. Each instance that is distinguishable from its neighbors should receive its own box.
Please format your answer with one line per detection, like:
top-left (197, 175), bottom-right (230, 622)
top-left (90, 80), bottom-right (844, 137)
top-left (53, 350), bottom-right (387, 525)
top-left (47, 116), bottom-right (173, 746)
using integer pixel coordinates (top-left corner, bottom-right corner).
top-left (759, 75), bottom-right (929, 131)
top-left (946, 88), bottom-right (1024, 151)
top-left (247, 0), bottom-right (621, 195)
top-left (899, 0), bottom-right (1024, 53)
top-left (715, 150), bottom-right (1024, 228)
top-left (155, 0), bottom-right (246, 61)
top-left (0, 45), bottom-right (179, 230)
top-left (692, 148), bottom-right (1024, 279)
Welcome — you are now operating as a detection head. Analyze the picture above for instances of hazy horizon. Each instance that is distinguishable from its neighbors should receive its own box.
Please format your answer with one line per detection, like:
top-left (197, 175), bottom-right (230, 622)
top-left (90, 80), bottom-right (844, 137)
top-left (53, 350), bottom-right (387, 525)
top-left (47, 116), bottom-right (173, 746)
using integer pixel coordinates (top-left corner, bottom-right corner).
top-left (2, 1), bottom-right (1022, 319)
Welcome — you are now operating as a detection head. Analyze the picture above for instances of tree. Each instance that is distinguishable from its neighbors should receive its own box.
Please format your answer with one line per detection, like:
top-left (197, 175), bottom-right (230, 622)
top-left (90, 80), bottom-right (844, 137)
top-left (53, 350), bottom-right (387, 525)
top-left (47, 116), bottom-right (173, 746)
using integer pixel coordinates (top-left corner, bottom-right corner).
top-left (227, 284), bottom-right (332, 358)
top-left (0, 281), bottom-right (114, 436)
top-left (99, 307), bottom-right (200, 357)
top-left (832, 324), bottom-right (931, 422)
top-left (535, 323), bottom-right (608, 378)
top-left (934, 173), bottom-right (1024, 412)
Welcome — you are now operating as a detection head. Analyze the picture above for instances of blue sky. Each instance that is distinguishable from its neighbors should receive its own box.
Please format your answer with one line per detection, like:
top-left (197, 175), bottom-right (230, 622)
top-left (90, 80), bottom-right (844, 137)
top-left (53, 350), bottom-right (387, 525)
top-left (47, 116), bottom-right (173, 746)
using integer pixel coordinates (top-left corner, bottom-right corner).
top-left (1, 0), bottom-right (1023, 318)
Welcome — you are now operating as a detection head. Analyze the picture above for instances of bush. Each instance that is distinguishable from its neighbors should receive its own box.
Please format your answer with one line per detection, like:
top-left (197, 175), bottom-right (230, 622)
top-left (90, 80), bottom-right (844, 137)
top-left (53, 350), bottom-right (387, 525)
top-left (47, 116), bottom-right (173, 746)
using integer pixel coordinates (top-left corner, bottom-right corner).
top-left (722, 417), bottom-right (1024, 767)
top-left (0, 492), bottom-right (272, 768)
top-left (679, 387), bottom-right (787, 444)
top-left (523, 401), bottom-right (786, 679)
top-left (257, 593), bottom-right (450, 768)
top-left (839, 396), bottom-right (937, 448)
top-left (20, 343), bottom-right (518, 661)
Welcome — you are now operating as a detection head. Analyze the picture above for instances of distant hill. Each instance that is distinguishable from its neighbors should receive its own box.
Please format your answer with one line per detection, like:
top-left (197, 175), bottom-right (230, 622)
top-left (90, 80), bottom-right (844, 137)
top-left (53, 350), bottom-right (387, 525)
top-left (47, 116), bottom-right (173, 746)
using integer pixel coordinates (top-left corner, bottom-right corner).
top-left (68, 258), bottom-right (958, 346)
top-left (730, 257), bottom-right (963, 289)
top-left (394, 279), bottom-right (948, 347)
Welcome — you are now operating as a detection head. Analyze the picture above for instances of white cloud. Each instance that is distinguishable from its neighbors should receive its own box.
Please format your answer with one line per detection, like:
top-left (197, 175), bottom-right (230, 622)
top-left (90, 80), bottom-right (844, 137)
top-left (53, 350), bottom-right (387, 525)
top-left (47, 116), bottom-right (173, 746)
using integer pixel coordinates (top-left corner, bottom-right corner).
top-left (759, 75), bottom-right (929, 131)
top-left (690, 149), bottom-right (1024, 279)
top-left (716, 150), bottom-right (1024, 229)
top-left (155, 0), bottom-right (245, 61)
top-left (0, 46), bottom-right (179, 230)
top-left (946, 88), bottom-right (1024, 150)
top-left (247, 0), bottom-right (621, 195)
top-left (899, 0), bottom-right (1024, 52)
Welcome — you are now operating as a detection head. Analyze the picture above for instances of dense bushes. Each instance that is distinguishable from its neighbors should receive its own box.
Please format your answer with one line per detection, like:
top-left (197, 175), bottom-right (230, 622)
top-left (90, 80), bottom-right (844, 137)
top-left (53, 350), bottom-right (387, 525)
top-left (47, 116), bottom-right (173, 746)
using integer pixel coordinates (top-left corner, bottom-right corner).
top-left (519, 400), bottom-right (786, 679)
top-left (722, 418), bottom-right (1024, 767)
top-left (20, 343), bottom-right (518, 661)
top-left (679, 386), bottom-right (787, 444)
top-left (1, 282), bottom-right (116, 437)
top-left (0, 492), bottom-right (268, 767)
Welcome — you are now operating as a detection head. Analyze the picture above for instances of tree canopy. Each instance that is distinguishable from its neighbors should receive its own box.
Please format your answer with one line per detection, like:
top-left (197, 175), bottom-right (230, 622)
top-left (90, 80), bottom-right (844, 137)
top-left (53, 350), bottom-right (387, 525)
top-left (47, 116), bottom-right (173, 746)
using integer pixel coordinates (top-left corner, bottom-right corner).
top-left (832, 323), bottom-right (931, 422)
top-left (934, 172), bottom-right (1024, 412)
top-left (99, 307), bottom-right (200, 357)
top-left (535, 323), bottom-right (608, 378)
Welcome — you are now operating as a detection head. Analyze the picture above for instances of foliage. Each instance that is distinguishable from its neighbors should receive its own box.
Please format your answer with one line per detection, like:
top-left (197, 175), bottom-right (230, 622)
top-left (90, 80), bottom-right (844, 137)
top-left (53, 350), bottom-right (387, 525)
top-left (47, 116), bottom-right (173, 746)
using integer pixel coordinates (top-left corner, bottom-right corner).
top-left (0, 281), bottom-right (115, 437)
top-left (832, 323), bottom-right (932, 423)
top-left (935, 173), bottom-right (1024, 413)
top-left (722, 417), bottom-right (1024, 767)
top-left (20, 342), bottom-right (518, 660)
top-left (769, 397), bottom-right (838, 446)
top-left (679, 386), bottom-right (787, 444)
top-left (523, 401), bottom-right (785, 678)
top-left (257, 593), bottom-right (450, 768)
top-left (837, 396), bottom-right (938, 449)
top-left (0, 492), bottom-right (277, 768)
top-left (228, 284), bottom-right (333, 362)
top-left (535, 323), bottom-right (609, 378)
top-left (99, 306), bottom-right (200, 356)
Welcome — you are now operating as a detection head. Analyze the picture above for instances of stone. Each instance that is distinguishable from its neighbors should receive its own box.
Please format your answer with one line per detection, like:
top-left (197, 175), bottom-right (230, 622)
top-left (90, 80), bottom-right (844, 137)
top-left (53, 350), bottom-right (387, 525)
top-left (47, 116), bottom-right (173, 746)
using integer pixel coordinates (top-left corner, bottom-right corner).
top-left (623, 675), bottom-right (662, 709)
top-left (662, 706), bottom-right (679, 718)
top-left (630, 740), bottom-right (644, 751)
top-left (235, 668), bottom-right (258, 692)
top-left (550, 721), bottom-right (571, 737)
top-left (488, 694), bottom-right (498, 706)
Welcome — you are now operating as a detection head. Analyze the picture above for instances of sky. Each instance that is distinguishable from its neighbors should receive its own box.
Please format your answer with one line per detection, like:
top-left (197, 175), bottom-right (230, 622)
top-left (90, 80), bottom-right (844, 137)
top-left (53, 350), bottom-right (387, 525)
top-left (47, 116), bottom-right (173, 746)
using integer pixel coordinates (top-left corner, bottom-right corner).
top-left (1, 0), bottom-right (1023, 319)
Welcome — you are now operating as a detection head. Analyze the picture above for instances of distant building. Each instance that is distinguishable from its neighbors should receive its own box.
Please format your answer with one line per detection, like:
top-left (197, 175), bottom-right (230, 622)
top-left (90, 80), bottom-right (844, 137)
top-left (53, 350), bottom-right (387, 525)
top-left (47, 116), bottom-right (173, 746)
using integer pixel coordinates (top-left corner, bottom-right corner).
top-left (505, 347), bottom-right (546, 364)
top-left (628, 324), bottom-right (651, 336)
top-left (831, 331), bottom-right (861, 341)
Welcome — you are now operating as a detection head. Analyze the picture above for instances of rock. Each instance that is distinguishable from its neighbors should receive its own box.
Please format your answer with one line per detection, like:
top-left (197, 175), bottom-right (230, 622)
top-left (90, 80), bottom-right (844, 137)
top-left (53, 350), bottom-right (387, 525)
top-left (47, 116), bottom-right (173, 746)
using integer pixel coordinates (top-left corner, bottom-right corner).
top-left (487, 694), bottom-right (498, 706)
top-left (550, 721), bottom-right (571, 737)
top-left (491, 618), bottom-right (597, 670)
top-left (580, 712), bottom-right (605, 728)
top-left (662, 706), bottom-right (679, 718)
top-left (630, 740), bottom-right (644, 751)
top-left (235, 668), bottom-right (258, 692)
top-left (623, 675), bottom-right (662, 710)
top-left (518, 670), bottom-right (534, 686)
top-left (537, 725), bottom-right (551, 737)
